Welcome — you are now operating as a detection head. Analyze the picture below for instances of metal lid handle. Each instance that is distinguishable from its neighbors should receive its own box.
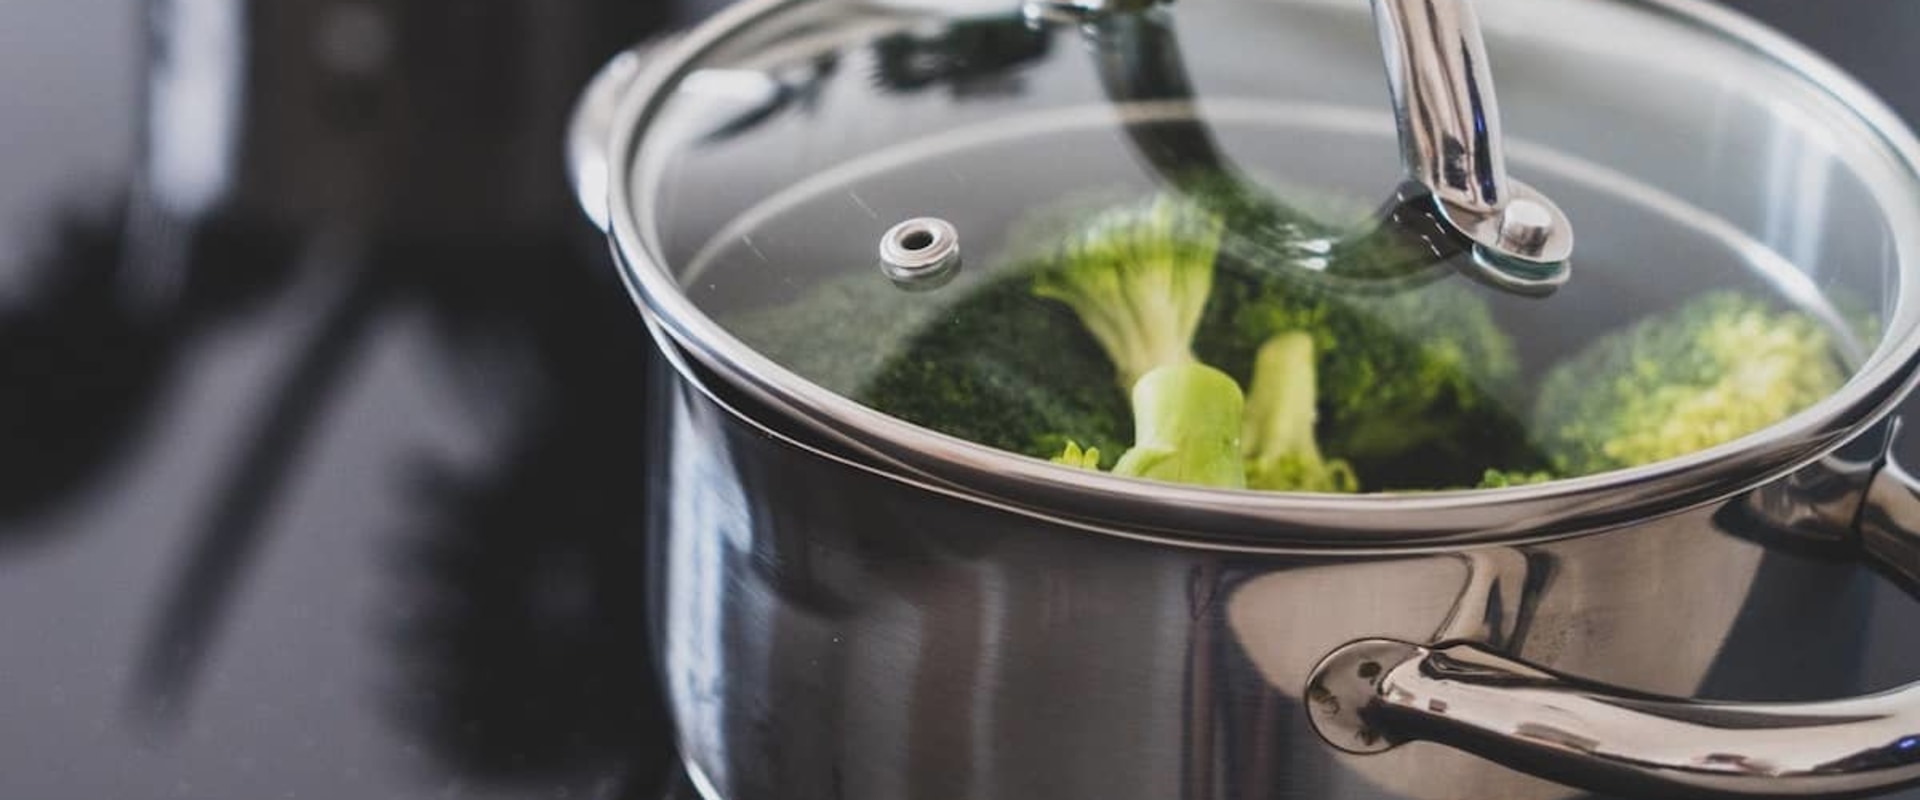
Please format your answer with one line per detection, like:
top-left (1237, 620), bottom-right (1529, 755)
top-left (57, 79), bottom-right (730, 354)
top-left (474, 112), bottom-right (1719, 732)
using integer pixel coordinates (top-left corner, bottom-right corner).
top-left (1373, 0), bottom-right (1573, 285)
top-left (1040, 0), bottom-right (1574, 291)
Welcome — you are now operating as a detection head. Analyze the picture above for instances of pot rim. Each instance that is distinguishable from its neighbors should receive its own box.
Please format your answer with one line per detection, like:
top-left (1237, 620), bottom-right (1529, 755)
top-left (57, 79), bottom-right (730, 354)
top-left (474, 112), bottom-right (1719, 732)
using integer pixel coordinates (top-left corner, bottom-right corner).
top-left (600, 0), bottom-right (1920, 548)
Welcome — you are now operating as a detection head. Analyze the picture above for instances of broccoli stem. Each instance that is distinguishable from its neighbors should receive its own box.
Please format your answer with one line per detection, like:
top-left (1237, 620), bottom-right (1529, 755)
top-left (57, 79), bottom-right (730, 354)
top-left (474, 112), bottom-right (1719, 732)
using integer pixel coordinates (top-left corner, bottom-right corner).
top-left (1032, 193), bottom-right (1249, 487)
top-left (1033, 195), bottom-right (1222, 388)
top-left (1111, 362), bottom-right (1247, 489)
top-left (1242, 332), bottom-right (1357, 493)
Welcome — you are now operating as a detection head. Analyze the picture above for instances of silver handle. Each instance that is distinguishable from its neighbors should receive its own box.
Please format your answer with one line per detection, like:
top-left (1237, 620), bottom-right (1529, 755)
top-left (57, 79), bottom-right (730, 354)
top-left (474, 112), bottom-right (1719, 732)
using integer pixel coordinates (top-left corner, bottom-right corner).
top-left (1374, 0), bottom-right (1508, 225)
top-left (1371, 0), bottom-right (1573, 279)
top-left (1308, 426), bottom-right (1920, 799)
top-left (1049, 0), bottom-right (1573, 289)
top-left (1862, 435), bottom-right (1920, 594)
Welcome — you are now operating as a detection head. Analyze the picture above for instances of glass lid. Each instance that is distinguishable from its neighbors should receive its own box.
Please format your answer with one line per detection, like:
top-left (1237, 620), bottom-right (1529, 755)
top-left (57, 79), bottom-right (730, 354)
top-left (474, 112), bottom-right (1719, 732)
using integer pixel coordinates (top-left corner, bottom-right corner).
top-left (614, 0), bottom-right (1920, 498)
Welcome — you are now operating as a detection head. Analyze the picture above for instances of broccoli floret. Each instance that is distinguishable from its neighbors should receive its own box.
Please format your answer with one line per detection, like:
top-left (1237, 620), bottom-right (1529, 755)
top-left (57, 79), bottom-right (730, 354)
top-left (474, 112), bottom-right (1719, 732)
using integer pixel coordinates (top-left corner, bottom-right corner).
top-left (729, 266), bottom-right (1132, 465)
top-left (1032, 194), bottom-right (1222, 387)
top-left (1153, 173), bottom-right (1545, 490)
top-left (1476, 469), bottom-right (1557, 489)
top-left (1052, 440), bottom-right (1102, 470)
top-left (1242, 332), bottom-right (1358, 492)
top-left (1032, 194), bottom-right (1247, 489)
top-left (723, 272), bottom-right (946, 398)
top-left (856, 271), bottom-right (1136, 465)
top-left (1533, 290), bottom-right (1848, 476)
top-left (1195, 246), bottom-right (1542, 490)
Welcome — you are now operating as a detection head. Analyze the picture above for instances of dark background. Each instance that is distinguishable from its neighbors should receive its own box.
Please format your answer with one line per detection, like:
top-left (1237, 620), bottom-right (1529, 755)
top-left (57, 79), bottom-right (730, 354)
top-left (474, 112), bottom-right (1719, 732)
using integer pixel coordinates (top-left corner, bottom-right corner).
top-left (0, 1), bottom-right (1916, 799)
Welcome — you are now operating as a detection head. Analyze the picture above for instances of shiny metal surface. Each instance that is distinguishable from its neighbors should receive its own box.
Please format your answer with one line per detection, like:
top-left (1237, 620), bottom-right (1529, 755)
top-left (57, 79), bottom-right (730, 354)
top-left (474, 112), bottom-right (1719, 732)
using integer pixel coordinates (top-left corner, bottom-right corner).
top-left (643, 334), bottom-right (1876, 800)
top-left (1372, 0), bottom-right (1508, 219)
top-left (1455, 183), bottom-right (1574, 293)
top-left (1064, 0), bottom-right (1570, 287)
top-left (1864, 424), bottom-right (1920, 593)
top-left (1023, 0), bottom-right (1165, 21)
top-left (577, 1), bottom-right (1920, 798)
top-left (592, 0), bottom-right (1920, 548)
top-left (1069, 7), bottom-right (1479, 289)
top-left (1311, 637), bottom-right (1920, 798)
top-left (1370, 0), bottom-right (1574, 275)
top-left (1303, 424), bottom-right (1920, 799)
top-left (877, 217), bottom-right (962, 287)
top-left (571, 44), bottom-right (661, 234)
top-left (1732, 431), bottom-right (1888, 551)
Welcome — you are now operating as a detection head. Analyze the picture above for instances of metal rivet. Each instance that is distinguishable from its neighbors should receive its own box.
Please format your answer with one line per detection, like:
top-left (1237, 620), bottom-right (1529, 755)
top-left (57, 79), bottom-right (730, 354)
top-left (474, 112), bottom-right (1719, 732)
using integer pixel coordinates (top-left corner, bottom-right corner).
top-left (880, 217), bottom-right (962, 289)
top-left (1303, 639), bottom-right (1423, 756)
top-left (1440, 181), bottom-right (1573, 297)
top-left (1498, 198), bottom-right (1556, 255)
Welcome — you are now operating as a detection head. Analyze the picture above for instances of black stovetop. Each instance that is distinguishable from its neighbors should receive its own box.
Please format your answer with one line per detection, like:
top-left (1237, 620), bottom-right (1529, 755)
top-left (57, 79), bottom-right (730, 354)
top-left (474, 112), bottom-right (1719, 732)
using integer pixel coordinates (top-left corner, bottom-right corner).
top-left (2, 2), bottom-right (1918, 799)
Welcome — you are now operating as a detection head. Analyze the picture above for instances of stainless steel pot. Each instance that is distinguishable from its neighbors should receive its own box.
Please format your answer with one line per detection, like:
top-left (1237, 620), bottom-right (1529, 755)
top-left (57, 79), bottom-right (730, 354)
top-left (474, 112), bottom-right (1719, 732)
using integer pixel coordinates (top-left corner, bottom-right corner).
top-left (569, 0), bottom-right (1920, 797)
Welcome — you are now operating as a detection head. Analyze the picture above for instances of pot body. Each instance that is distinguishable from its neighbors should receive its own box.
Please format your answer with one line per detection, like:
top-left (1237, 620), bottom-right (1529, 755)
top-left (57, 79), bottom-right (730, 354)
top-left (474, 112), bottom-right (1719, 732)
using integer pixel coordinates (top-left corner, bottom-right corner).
top-left (642, 344), bottom-right (1882, 800)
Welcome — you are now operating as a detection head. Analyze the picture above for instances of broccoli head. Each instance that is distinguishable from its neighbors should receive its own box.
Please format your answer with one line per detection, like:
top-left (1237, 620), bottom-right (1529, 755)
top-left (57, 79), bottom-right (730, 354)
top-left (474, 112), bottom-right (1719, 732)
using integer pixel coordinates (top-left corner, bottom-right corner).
top-left (728, 265), bottom-right (1132, 466)
top-left (1194, 246), bottom-right (1541, 490)
top-left (1031, 193), bottom-right (1247, 489)
top-left (1533, 290), bottom-right (1848, 476)
top-left (1032, 194), bottom-right (1222, 387)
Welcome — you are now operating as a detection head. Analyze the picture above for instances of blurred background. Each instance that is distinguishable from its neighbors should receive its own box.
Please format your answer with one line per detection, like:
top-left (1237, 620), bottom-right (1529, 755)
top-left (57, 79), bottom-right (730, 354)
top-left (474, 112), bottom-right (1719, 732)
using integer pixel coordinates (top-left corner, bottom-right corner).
top-left (0, 1), bottom-right (1915, 799)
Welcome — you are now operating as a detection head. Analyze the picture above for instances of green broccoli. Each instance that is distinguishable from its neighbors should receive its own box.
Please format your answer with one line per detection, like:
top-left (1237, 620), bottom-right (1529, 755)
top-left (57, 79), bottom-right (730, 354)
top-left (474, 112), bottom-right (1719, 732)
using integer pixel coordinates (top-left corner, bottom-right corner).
top-left (1032, 194), bottom-right (1247, 488)
top-left (1032, 194), bottom-right (1221, 388)
top-left (1100, 172), bottom-right (1538, 489)
top-left (1476, 469), bottom-right (1557, 489)
top-left (726, 256), bottom-right (1133, 464)
top-left (1242, 332), bottom-right (1358, 492)
top-left (1106, 362), bottom-right (1247, 488)
top-left (725, 178), bottom-right (1545, 492)
top-left (1533, 290), bottom-right (1848, 476)
top-left (1195, 242), bottom-right (1543, 491)
top-left (723, 271), bottom-right (948, 398)
top-left (1052, 440), bottom-right (1102, 470)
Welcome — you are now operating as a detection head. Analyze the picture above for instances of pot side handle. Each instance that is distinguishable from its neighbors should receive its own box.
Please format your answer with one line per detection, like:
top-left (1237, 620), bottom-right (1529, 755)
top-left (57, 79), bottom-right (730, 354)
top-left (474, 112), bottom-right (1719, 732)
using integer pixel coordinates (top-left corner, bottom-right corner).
top-left (1861, 429), bottom-right (1920, 597)
top-left (1306, 423), bottom-right (1920, 800)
